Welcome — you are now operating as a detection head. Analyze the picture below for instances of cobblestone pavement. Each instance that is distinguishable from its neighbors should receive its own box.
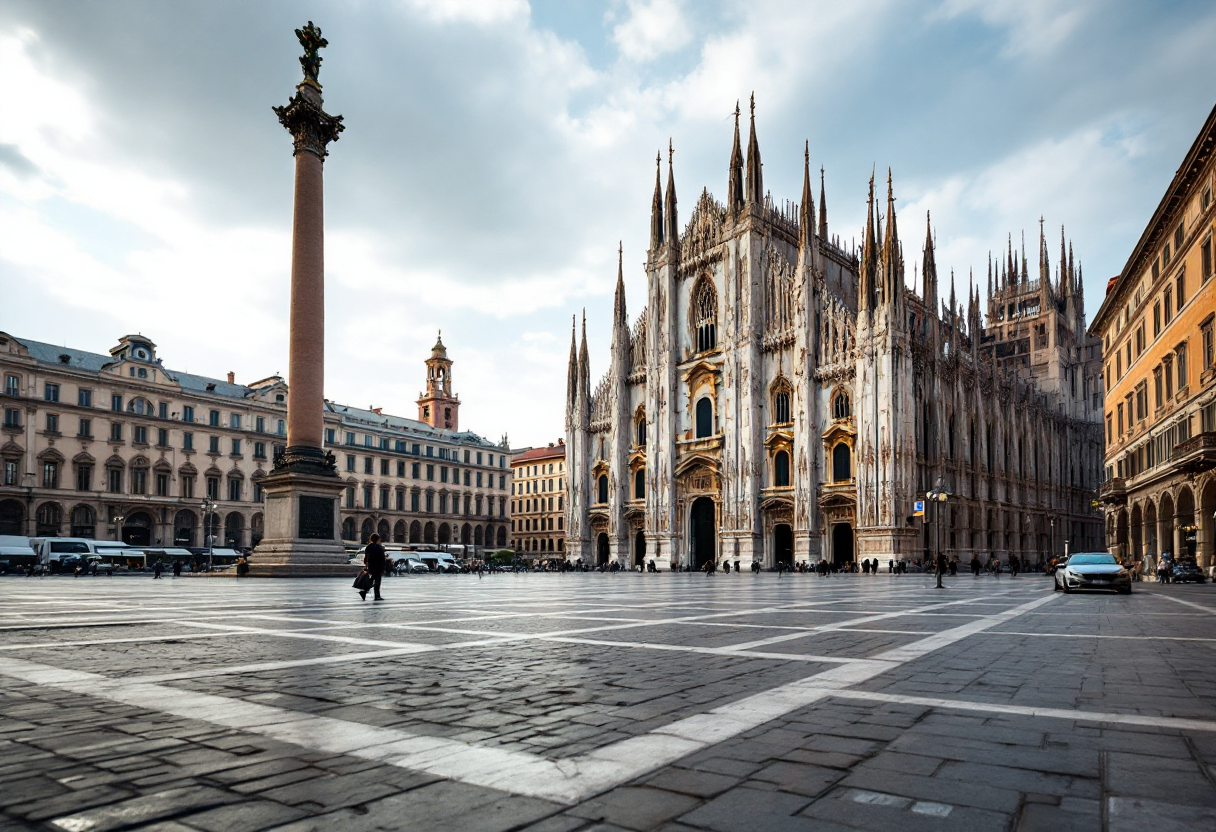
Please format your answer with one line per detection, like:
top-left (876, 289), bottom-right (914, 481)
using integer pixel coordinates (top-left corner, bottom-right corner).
top-left (1, 572), bottom-right (1215, 831)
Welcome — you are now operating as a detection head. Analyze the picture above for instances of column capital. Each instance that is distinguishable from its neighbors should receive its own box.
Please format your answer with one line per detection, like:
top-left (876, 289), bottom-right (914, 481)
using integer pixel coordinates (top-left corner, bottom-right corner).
top-left (274, 85), bottom-right (344, 160)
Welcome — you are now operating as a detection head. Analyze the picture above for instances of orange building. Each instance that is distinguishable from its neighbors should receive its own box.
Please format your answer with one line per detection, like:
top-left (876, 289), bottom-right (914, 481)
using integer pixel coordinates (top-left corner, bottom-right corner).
top-left (1091, 101), bottom-right (1216, 571)
top-left (511, 441), bottom-right (566, 558)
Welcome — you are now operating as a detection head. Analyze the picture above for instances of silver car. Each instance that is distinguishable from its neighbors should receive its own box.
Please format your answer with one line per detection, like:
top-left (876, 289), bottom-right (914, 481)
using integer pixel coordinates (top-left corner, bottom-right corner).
top-left (1053, 553), bottom-right (1132, 594)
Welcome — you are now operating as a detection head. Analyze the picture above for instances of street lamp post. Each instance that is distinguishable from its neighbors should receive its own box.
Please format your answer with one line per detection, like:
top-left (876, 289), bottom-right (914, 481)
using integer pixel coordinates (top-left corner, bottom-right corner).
top-left (927, 476), bottom-right (949, 589)
top-left (113, 511), bottom-right (126, 544)
top-left (22, 471), bottom-right (36, 538)
top-left (200, 497), bottom-right (216, 571)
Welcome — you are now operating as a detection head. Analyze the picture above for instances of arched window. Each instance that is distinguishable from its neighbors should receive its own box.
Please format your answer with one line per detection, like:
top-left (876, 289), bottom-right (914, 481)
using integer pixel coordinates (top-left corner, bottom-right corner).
top-left (774, 389), bottom-right (791, 425)
top-left (636, 416), bottom-right (647, 447)
top-left (693, 279), bottom-right (717, 353)
top-left (832, 443), bottom-right (851, 483)
top-left (832, 390), bottom-right (851, 420)
top-left (634, 469), bottom-right (645, 500)
top-left (695, 397), bottom-right (713, 439)
top-left (598, 474), bottom-right (608, 504)
top-left (774, 450), bottom-right (790, 487)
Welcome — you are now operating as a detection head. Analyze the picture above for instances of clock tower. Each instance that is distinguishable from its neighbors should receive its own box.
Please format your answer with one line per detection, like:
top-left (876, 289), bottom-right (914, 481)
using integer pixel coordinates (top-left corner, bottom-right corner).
top-left (417, 332), bottom-right (460, 431)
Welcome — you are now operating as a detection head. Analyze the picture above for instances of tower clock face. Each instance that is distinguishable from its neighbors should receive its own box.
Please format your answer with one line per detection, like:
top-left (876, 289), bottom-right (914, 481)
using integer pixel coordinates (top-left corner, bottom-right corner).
top-left (133, 347), bottom-right (149, 360)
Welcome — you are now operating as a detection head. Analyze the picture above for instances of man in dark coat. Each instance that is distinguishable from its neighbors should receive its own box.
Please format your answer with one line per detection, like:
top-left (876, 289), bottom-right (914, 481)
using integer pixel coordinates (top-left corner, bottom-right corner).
top-left (362, 533), bottom-right (386, 601)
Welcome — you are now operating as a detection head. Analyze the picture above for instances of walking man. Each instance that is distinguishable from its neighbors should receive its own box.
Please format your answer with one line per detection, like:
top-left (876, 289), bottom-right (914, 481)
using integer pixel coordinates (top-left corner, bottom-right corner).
top-left (361, 533), bottom-right (386, 601)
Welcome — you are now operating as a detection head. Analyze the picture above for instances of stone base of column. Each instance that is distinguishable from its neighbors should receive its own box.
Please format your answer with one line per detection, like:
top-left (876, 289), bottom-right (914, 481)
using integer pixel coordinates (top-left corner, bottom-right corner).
top-left (248, 467), bottom-right (354, 578)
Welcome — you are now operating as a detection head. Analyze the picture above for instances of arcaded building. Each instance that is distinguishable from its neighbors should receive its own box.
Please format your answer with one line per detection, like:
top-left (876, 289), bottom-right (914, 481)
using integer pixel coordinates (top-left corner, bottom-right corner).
top-left (1093, 101), bottom-right (1216, 570)
top-left (565, 100), bottom-right (1103, 570)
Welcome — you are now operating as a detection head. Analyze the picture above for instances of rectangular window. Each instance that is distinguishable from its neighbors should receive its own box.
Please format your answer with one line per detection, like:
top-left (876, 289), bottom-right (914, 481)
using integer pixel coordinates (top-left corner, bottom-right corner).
top-left (228, 414), bottom-right (240, 430)
top-left (111, 394), bottom-right (123, 412)
top-left (441, 467), bottom-right (449, 484)
top-left (183, 431), bottom-right (194, 451)
top-left (363, 457), bottom-right (373, 475)
top-left (426, 446), bottom-right (434, 457)
top-left (182, 405), bottom-right (194, 423)
top-left (109, 422), bottom-right (123, 442)
top-left (397, 460), bottom-right (405, 477)
top-left (363, 486), bottom-right (372, 508)
top-left (231, 438), bottom-right (242, 456)
top-left (346, 488), bottom-right (355, 510)
top-left (131, 468), bottom-right (146, 495)
top-left (463, 470), bottom-right (470, 486)
top-left (325, 428), bottom-right (336, 444)
top-left (44, 383), bottom-right (59, 403)
top-left (133, 425), bottom-right (147, 445)
top-left (78, 417), bottom-right (92, 437)
top-left (396, 490), bottom-right (405, 511)
top-left (1203, 236), bottom-right (1213, 283)
top-left (228, 478), bottom-right (241, 502)
top-left (1176, 271), bottom-right (1187, 308)
top-left (1154, 367), bottom-right (1163, 408)
top-left (209, 410), bottom-right (220, 427)
top-left (380, 488), bottom-right (390, 510)
top-left (426, 464), bottom-right (434, 481)
top-left (156, 472), bottom-right (170, 497)
top-left (1117, 403), bottom-right (1124, 436)
top-left (1203, 321), bottom-right (1214, 371)
top-left (364, 435), bottom-right (373, 448)
top-left (1164, 240), bottom-right (1172, 266)
top-left (425, 492), bottom-right (434, 513)
top-left (346, 454), bottom-right (356, 472)
top-left (1175, 222), bottom-right (1184, 252)
top-left (411, 492), bottom-right (420, 512)
top-left (3, 375), bottom-right (18, 397)
top-left (78, 389), bottom-right (92, 407)
top-left (107, 467), bottom-right (122, 493)
top-left (476, 471), bottom-right (483, 487)
top-left (255, 416), bottom-right (265, 433)
top-left (412, 462), bottom-right (420, 478)
top-left (277, 419), bottom-right (285, 435)
top-left (2, 407), bottom-right (18, 428)
top-left (76, 464), bottom-right (91, 492)
top-left (253, 482), bottom-right (264, 502)
top-left (157, 427), bottom-right (169, 447)
top-left (1164, 288), bottom-right (1172, 322)
top-left (158, 402), bottom-right (169, 419)
top-left (41, 461), bottom-right (58, 489)
top-left (3, 461), bottom-right (17, 486)
top-left (1153, 303), bottom-right (1161, 337)
top-left (206, 476), bottom-right (219, 500)
top-left (439, 494), bottom-right (448, 514)
top-left (254, 441), bottom-right (266, 460)
top-left (45, 413), bottom-right (59, 433)
top-left (346, 432), bottom-right (355, 445)
top-left (380, 459), bottom-right (389, 476)
top-left (477, 452), bottom-right (483, 465)
top-left (209, 436), bottom-right (220, 454)
top-left (1177, 344), bottom-right (1188, 390)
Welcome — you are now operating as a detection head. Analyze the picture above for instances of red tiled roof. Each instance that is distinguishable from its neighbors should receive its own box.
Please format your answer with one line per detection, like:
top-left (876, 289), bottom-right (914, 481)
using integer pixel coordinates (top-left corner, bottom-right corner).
top-left (512, 443), bottom-right (566, 465)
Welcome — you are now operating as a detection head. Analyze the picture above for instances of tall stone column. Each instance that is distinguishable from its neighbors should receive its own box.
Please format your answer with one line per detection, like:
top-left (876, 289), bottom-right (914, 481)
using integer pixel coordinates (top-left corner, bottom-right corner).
top-left (251, 21), bottom-right (351, 576)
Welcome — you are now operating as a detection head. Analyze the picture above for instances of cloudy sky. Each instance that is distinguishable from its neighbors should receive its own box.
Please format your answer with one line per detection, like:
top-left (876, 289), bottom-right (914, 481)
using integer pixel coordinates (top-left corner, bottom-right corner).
top-left (2, 0), bottom-right (1214, 449)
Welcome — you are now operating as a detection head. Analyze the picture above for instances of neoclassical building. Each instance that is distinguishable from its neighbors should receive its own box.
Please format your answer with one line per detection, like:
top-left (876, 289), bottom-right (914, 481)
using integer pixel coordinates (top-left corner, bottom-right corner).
top-left (0, 331), bottom-right (512, 552)
top-left (1093, 100), bottom-right (1216, 570)
top-left (566, 100), bottom-right (1104, 570)
top-left (511, 440), bottom-right (567, 557)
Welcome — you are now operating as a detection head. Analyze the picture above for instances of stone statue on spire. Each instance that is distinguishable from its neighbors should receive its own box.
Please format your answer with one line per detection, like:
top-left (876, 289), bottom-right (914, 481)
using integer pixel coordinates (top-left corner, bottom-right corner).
top-left (295, 21), bottom-right (328, 87)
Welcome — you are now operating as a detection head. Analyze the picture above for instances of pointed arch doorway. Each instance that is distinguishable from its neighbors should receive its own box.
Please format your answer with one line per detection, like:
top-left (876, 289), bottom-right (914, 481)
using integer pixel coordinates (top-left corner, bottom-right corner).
top-left (689, 497), bottom-right (716, 570)
top-left (774, 524), bottom-right (794, 569)
top-left (831, 522), bottom-right (854, 566)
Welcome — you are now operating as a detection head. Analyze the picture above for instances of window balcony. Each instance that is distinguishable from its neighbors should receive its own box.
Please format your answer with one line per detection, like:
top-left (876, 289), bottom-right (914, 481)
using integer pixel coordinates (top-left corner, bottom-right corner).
top-left (1172, 431), bottom-right (1216, 475)
top-left (1098, 477), bottom-right (1127, 505)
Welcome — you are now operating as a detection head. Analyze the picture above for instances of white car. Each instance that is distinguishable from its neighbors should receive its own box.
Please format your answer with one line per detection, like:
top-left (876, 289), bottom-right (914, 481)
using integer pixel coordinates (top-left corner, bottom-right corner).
top-left (396, 556), bottom-right (429, 574)
top-left (1053, 553), bottom-right (1132, 594)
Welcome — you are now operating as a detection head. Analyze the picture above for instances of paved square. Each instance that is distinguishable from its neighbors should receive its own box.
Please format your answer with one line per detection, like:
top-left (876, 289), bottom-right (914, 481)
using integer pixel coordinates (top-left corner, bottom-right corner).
top-left (1, 573), bottom-right (1215, 831)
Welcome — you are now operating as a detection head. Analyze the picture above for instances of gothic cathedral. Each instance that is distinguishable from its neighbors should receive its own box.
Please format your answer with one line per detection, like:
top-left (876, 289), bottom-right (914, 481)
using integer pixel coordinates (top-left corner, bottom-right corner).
top-left (566, 98), bottom-right (1104, 570)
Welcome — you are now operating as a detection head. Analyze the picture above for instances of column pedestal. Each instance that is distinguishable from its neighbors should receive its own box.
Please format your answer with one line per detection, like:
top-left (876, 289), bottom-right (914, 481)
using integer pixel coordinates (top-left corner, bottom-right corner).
top-left (249, 463), bottom-right (353, 577)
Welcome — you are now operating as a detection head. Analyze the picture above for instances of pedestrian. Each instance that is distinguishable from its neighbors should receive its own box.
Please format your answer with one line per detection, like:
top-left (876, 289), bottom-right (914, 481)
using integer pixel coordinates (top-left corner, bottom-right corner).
top-left (1010, 555), bottom-right (1020, 578)
top-left (970, 554), bottom-right (981, 577)
top-left (751, 559), bottom-right (760, 574)
top-left (723, 560), bottom-right (731, 574)
top-left (173, 560), bottom-right (182, 577)
top-left (361, 533), bottom-right (386, 601)
top-left (153, 560), bottom-right (163, 579)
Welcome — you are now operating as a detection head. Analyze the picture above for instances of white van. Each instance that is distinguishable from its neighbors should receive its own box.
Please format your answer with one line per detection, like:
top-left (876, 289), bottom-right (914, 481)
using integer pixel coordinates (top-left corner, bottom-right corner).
top-left (0, 535), bottom-right (37, 571)
top-left (29, 538), bottom-right (144, 572)
top-left (420, 552), bottom-right (460, 573)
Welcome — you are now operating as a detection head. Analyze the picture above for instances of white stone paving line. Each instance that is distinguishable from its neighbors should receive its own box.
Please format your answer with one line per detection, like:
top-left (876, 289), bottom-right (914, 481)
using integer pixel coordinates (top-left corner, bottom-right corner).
top-left (0, 592), bottom-right (1058, 806)
top-left (1156, 594), bottom-right (1216, 615)
top-left (831, 690), bottom-right (1216, 733)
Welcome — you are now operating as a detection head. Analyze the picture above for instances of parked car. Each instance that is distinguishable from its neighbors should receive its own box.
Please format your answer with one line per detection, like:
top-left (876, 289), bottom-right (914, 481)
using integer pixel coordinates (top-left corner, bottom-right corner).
top-left (395, 556), bottom-right (430, 575)
top-left (1053, 553), bottom-right (1132, 594)
top-left (1171, 562), bottom-right (1207, 584)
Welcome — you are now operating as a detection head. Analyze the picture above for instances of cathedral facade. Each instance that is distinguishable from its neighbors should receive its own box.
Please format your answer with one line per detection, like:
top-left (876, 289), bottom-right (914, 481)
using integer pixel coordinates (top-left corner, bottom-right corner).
top-left (566, 100), bottom-right (1104, 570)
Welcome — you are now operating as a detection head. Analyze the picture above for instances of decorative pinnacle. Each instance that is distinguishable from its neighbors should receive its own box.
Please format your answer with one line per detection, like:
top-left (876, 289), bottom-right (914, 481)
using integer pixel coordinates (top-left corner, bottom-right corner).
top-left (275, 22), bottom-right (344, 159)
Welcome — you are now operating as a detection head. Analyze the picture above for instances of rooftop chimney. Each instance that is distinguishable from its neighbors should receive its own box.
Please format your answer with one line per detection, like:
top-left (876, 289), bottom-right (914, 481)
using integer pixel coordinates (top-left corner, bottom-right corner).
top-left (227, 371), bottom-right (235, 384)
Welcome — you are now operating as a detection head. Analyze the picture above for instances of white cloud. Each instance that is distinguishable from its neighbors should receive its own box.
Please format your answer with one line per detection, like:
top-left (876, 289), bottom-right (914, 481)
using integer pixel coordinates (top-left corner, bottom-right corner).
top-left (933, 0), bottom-right (1091, 58)
top-left (611, 0), bottom-right (692, 62)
